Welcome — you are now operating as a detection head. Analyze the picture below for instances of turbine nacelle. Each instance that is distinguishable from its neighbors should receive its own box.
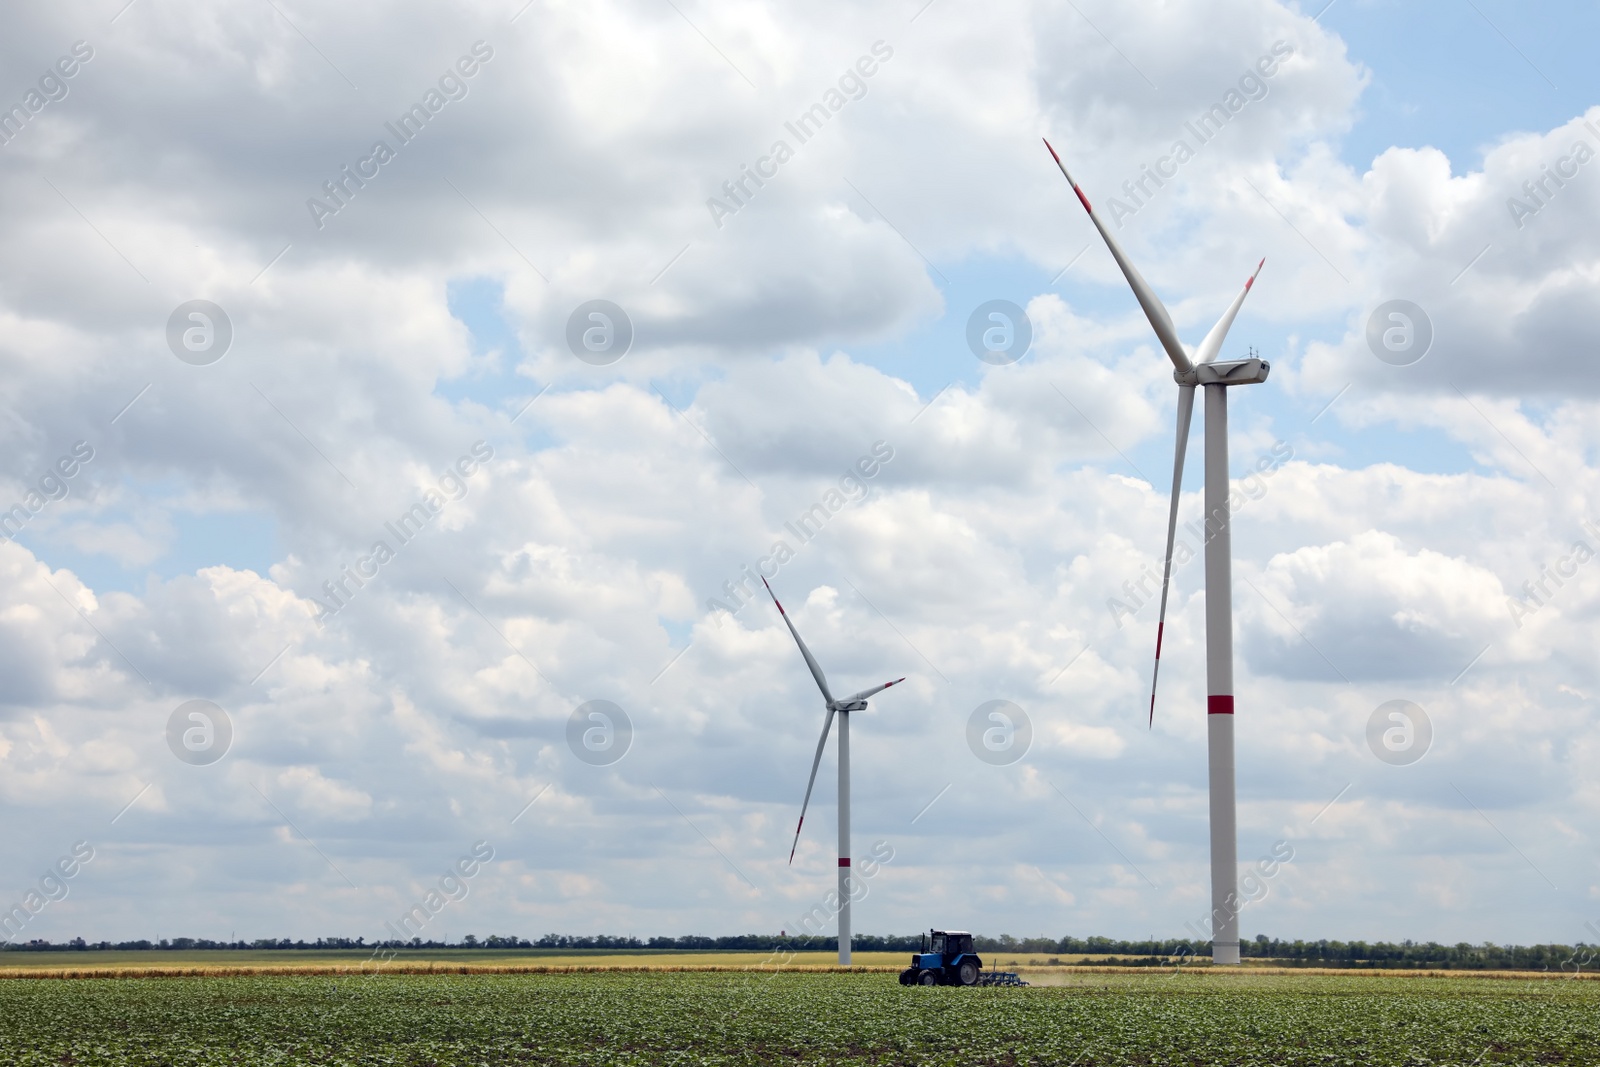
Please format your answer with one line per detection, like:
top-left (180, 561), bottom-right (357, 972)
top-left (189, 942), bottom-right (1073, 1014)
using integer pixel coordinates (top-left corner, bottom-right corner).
top-left (826, 680), bottom-right (903, 715)
top-left (1180, 358), bottom-right (1271, 388)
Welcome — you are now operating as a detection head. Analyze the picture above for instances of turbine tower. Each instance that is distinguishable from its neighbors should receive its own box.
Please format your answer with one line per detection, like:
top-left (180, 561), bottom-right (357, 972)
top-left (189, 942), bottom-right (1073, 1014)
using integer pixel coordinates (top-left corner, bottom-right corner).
top-left (1045, 139), bottom-right (1269, 966)
top-left (764, 577), bottom-right (903, 967)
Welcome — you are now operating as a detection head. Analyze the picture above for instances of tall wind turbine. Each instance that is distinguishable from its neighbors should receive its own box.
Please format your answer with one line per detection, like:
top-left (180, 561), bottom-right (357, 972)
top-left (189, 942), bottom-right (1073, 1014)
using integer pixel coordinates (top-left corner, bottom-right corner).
top-left (1044, 139), bottom-right (1269, 966)
top-left (764, 577), bottom-right (903, 967)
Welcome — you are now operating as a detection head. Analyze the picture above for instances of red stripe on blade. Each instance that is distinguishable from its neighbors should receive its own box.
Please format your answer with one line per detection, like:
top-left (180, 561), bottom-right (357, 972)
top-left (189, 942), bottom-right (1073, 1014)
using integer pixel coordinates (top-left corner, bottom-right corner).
top-left (1154, 622), bottom-right (1164, 658)
top-left (1207, 695), bottom-right (1234, 715)
top-left (1074, 186), bottom-right (1092, 213)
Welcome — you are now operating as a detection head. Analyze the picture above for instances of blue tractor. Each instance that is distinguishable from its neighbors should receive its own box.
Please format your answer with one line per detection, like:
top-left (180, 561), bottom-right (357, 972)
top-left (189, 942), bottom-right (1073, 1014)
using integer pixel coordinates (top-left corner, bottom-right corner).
top-left (899, 929), bottom-right (984, 986)
top-left (899, 929), bottom-right (1029, 986)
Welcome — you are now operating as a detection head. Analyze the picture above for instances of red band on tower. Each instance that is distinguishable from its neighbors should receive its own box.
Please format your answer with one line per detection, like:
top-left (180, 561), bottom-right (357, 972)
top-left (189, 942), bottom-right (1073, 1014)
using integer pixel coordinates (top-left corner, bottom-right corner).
top-left (838, 858), bottom-right (851, 867)
top-left (1207, 695), bottom-right (1234, 715)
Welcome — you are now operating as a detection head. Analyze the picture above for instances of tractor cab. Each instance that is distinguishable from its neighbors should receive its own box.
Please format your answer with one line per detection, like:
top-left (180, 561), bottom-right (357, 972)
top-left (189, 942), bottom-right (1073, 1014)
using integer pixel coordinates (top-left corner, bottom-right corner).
top-left (900, 929), bottom-right (983, 986)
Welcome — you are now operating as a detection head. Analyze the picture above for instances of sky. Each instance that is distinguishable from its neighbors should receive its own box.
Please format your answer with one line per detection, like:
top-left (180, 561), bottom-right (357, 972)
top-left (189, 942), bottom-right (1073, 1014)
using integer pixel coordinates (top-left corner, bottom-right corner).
top-left (1, 0), bottom-right (1598, 950)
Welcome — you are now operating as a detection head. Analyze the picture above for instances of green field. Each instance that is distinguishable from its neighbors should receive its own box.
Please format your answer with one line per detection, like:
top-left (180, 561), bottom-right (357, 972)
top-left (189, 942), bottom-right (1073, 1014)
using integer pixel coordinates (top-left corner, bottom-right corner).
top-left (1, 969), bottom-right (1595, 1065)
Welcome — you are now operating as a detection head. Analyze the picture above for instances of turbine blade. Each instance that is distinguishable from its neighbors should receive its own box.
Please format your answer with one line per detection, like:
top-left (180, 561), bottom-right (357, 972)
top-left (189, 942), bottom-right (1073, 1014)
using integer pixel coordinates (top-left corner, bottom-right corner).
top-left (1044, 139), bottom-right (1193, 375)
top-left (837, 678), bottom-right (906, 705)
top-left (788, 707), bottom-right (836, 864)
top-left (1150, 384), bottom-right (1196, 728)
top-left (763, 577), bottom-right (833, 706)
top-left (1194, 259), bottom-right (1266, 364)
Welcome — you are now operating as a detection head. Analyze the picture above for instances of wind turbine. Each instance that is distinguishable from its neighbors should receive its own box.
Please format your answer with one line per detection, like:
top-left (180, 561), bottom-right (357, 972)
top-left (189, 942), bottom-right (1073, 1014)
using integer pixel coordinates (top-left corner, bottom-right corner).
top-left (764, 577), bottom-right (903, 967)
top-left (1044, 138), bottom-right (1269, 966)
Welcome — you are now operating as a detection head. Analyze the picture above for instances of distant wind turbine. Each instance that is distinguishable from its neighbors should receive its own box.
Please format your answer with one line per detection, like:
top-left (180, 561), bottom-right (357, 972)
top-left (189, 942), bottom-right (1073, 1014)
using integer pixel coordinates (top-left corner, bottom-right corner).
top-left (765, 578), bottom-right (902, 967)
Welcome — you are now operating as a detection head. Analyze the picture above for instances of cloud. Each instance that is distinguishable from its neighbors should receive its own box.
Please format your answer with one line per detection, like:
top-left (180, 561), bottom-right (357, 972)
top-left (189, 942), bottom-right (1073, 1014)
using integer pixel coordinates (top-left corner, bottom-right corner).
top-left (0, 0), bottom-right (1595, 949)
top-left (1297, 108), bottom-right (1600, 399)
top-left (1242, 531), bottom-right (1506, 681)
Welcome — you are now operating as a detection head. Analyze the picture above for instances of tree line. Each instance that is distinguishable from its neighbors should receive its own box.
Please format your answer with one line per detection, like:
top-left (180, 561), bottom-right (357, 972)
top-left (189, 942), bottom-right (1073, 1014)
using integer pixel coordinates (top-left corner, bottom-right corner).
top-left (3, 933), bottom-right (1594, 971)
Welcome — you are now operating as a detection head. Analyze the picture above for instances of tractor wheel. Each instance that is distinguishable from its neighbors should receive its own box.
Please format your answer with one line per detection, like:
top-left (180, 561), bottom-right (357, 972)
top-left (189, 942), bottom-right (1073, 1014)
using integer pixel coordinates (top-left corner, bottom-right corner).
top-left (899, 968), bottom-right (916, 985)
top-left (957, 959), bottom-right (980, 986)
top-left (917, 969), bottom-right (940, 986)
